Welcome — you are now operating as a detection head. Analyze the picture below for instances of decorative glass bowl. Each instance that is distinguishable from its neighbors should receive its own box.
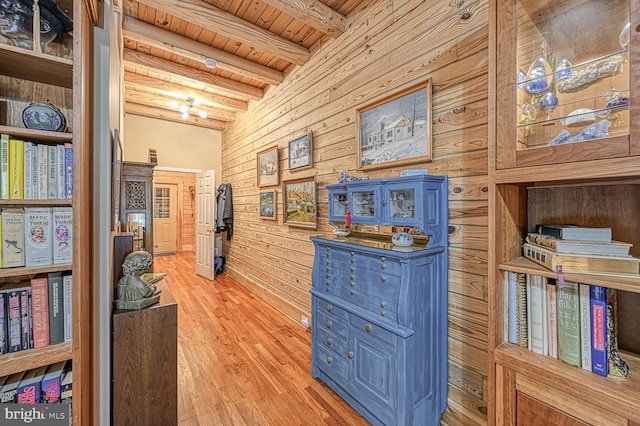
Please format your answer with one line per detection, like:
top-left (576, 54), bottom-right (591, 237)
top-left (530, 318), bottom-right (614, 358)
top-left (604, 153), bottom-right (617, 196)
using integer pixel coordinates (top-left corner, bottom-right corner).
top-left (392, 232), bottom-right (414, 247)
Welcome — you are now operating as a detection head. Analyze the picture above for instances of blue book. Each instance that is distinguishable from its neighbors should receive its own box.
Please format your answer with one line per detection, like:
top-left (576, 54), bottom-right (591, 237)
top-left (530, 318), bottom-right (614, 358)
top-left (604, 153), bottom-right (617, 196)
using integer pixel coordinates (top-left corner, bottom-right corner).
top-left (64, 144), bottom-right (73, 200)
top-left (590, 285), bottom-right (608, 376)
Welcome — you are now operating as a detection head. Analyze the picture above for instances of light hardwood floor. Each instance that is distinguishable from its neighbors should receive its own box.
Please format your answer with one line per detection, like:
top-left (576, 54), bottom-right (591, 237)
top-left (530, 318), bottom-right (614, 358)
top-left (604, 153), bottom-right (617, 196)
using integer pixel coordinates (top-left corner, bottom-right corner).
top-left (153, 251), bottom-right (370, 425)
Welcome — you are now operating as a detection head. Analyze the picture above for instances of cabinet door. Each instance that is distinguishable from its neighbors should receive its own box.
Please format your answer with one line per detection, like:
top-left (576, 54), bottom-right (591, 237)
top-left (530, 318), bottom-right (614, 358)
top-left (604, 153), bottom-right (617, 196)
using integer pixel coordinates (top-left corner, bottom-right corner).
top-left (327, 187), bottom-right (348, 222)
top-left (381, 182), bottom-right (421, 227)
top-left (348, 185), bottom-right (380, 224)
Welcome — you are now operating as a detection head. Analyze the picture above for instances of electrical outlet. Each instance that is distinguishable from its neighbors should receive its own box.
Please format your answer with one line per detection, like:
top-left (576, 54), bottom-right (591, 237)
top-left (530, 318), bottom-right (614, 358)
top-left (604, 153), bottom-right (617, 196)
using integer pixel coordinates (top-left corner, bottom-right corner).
top-left (301, 316), bottom-right (310, 328)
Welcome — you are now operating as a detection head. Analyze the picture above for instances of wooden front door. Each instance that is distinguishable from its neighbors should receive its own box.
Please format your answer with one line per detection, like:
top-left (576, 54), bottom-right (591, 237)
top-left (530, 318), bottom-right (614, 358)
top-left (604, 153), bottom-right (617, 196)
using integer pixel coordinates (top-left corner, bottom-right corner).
top-left (153, 183), bottom-right (178, 254)
top-left (195, 170), bottom-right (216, 280)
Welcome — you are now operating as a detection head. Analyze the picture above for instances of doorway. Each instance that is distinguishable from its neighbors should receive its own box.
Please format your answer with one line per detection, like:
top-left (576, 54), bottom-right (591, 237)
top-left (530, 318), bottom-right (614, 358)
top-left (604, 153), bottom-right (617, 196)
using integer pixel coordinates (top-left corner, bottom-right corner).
top-left (154, 183), bottom-right (178, 254)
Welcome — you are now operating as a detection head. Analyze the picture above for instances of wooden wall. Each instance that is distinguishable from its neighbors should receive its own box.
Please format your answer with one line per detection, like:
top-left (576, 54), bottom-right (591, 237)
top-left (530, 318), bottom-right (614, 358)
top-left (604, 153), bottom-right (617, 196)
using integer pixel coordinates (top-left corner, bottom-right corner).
top-left (154, 170), bottom-right (196, 252)
top-left (222, 0), bottom-right (489, 424)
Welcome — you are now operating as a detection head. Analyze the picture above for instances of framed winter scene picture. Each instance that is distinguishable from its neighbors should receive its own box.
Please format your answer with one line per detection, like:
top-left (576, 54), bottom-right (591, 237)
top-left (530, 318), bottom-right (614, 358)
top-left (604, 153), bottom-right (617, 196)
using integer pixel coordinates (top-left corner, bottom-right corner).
top-left (259, 190), bottom-right (277, 220)
top-left (288, 132), bottom-right (313, 171)
top-left (257, 145), bottom-right (279, 187)
top-left (356, 80), bottom-right (432, 170)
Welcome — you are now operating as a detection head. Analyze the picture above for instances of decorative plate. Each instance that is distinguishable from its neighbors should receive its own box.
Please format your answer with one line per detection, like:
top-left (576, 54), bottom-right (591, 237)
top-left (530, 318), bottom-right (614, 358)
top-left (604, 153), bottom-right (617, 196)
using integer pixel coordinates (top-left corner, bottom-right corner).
top-left (22, 100), bottom-right (67, 132)
top-left (392, 232), bottom-right (414, 247)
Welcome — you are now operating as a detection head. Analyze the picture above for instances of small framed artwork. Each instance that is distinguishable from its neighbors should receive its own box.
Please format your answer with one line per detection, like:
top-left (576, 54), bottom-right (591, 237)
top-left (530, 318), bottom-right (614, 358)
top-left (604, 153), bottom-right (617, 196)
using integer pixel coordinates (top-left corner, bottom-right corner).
top-left (259, 190), bottom-right (277, 220)
top-left (282, 176), bottom-right (317, 229)
top-left (356, 79), bottom-right (432, 170)
top-left (257, 145), bottom-right (279, 187)
top-left (288, 132), bottom-right (313, 171)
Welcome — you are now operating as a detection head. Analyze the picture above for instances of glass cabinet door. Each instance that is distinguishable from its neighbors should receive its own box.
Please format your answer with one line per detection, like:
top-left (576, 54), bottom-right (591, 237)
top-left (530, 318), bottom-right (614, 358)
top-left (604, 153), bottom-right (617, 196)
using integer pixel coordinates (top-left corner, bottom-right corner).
top-left (382, 183), bottom-right (421, 227)
top-left (328, 188), bottom-right (348, 222)
top-left (348, 185), bottom-right (380, 224)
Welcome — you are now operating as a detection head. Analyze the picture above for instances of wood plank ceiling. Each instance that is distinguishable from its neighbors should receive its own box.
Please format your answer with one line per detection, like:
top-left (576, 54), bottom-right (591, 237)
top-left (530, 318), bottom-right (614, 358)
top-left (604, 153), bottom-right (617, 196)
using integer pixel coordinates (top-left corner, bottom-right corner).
top-left (122, 0), bottom-right (369, 130)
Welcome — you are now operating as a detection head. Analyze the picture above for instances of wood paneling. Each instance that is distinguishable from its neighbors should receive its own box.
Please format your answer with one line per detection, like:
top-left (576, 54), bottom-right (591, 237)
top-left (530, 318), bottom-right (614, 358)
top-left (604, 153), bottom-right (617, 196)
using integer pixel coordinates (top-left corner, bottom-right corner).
top-left (221, 0), bottom-right (489, 424)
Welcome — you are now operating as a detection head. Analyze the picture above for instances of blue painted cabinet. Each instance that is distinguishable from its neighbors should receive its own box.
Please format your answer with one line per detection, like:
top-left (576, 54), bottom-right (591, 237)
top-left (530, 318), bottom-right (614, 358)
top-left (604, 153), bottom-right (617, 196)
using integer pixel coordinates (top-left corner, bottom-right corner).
top-left (311, 174), bottom-right (448, 425)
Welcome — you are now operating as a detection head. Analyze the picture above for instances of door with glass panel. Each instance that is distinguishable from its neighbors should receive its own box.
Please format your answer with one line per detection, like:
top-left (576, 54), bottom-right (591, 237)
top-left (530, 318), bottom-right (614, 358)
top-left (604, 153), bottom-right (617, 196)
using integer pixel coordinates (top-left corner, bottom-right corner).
top-left (153, 183), bottom-right (178, 254)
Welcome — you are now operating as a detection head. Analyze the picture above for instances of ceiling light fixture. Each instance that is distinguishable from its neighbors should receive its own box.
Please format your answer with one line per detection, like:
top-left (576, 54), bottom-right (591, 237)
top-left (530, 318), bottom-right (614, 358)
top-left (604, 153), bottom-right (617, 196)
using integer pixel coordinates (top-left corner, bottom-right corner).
top-left (204, 58), bottom-right (218, 68)
top-left (170, 97), bottom-right (207, 120)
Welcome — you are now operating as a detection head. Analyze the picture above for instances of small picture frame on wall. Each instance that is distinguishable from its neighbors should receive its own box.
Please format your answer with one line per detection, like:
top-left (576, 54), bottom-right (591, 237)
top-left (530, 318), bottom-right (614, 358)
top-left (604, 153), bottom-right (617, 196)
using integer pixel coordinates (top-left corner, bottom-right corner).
top-left (282, 176), bottom-right (317, 229)
top-left (257, 145), bottom-right (279, 187)
top-left (356, 80), bottom-right (432, 170)
top-left (259, 190), bottom-right (277, 220)
top-left (288, 132), bottom-right (313, 171)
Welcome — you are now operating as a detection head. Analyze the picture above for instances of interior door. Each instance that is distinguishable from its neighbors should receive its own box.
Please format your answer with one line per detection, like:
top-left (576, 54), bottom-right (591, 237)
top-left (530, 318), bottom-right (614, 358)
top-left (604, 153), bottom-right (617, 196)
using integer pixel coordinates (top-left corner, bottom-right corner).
top-left (195, 169), bottom-right (216, 280)
top-left (153, 183), bottom-right (178, 254)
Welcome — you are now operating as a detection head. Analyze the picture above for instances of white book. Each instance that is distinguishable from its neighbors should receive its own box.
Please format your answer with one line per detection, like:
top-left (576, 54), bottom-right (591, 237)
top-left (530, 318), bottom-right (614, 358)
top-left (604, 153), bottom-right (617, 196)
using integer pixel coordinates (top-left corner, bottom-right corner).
top-left (528, 274), bottom-right (546, 355)
top-left (579, 283), bottom-right (592, 371)
top-left (63, 274), bottom-right (72, 342)
top-left (37, 144), bottom-right (48, 199)
top-left (24, 207), bottom-right (52, 267)
top-left (508, 271), bottom-right (517, 344)
top-left (30, 145), bottom-right (37, 200)
top-left (1, 208), bottom-right (25, 267)
top-left (52, 207), bottom-right (72, 265)
top-left (23, 142), bottom-right (33, 200)
top-left (546, 281), bottom-right (558, 358)
top-left (47, 145), bottom-right (57, 199)
top-left (56, 145), bottom-right (66, 199)
top-left (540, 275), bottom-right (548, 356)
top-left (503, 272), bottom-right (509, 341)
top-left (526, 274), bottom-right (532, 350)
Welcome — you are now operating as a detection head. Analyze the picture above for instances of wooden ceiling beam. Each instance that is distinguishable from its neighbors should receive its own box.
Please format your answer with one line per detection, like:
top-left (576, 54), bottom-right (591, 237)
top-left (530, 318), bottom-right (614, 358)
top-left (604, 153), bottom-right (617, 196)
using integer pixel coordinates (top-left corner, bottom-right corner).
top-left (125, 102), bottom-right (227, 131)
top-left (124, 48), bottom-right (264, 101)
top-left (135, 0), bottom-right (309, 65)
top-left (260, 0), bottom-right (347, 36)
top-left (122, 16), bottom-right (283, 86)
top-left (123, 71), bottom-right (248, 112)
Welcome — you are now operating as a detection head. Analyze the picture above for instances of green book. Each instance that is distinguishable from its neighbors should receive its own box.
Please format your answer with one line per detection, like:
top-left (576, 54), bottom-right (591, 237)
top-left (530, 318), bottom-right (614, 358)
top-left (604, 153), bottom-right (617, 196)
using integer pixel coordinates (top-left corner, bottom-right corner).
top-left (556, 281), bottom-right (581, 367)
top-left (47, 272), bottom-right (65, 345)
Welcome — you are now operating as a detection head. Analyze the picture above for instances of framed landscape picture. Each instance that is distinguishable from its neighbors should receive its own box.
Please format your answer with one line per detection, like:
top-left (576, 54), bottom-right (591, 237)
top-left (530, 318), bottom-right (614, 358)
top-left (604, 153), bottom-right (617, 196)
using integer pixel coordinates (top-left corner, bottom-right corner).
top-left (259, 190), bottom-right (277, 220)
top-left (356, 80), bottom-right (432, 170)
top-left (257, 145), bottom-right (279, 187)
top-left (282, 176), bottom-right (317, 229)
top-left (288, 132), bottom-right (313, 171)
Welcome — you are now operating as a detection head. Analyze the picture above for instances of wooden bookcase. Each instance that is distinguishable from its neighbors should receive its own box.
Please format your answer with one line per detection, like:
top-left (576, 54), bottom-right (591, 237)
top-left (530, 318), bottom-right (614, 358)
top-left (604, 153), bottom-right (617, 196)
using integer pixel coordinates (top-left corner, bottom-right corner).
top-left (489, 0), bottom-right (640, 424)
top-left (0, 1), bottom-right (92, 423)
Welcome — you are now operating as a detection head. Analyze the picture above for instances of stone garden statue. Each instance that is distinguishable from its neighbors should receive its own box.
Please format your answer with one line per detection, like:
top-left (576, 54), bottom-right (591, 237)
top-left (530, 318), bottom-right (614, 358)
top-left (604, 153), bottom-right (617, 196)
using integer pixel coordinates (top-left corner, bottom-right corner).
top-left (116, 250), bottom-right (161, 310)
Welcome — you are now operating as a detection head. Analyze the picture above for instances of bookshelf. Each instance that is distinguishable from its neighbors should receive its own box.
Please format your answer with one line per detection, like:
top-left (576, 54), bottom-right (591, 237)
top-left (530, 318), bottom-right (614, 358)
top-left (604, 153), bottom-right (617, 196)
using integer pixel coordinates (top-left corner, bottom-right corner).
top-left (0, 0), bottom-right (91, 422)
top-left (489, 0), bottom-right (640, 424)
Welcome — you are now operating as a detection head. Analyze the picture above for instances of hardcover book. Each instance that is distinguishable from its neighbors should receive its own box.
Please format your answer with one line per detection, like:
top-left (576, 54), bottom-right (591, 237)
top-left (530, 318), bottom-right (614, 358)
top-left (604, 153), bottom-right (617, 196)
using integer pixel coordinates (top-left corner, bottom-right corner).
top-left (526, 233), bottom-right (632, 257)
top-left (42, 361), bottom-right (66, 403)
top-left (606, 289), bottom-right (628, 378)
top-left (1, 208), bottom-right (25, 268)
top-left (527, 274), bottom-right (547, 355)
top-left (0, 290), bottom-right (6, 354)
top-left (5, 285), bottom-right (22, 352)
top-left (47, 144), bottom-right (58, 199)
top-left (60, 369), bottom-right (72, 405)
top-left (579, 284), bottom-right (592, 372)
top-left (546, 279), bottom-right (558, 358)
top-left (19, 285), bottom-right (31, 351)
top-left (63, 274), bottom-right (72, 342)
top-left (0, 134), bottom-right (9, 199)
top-left (17, 365), bottom-right (47, 404)
top-left (48, 272), bottom-right (64, 345)
top-left (64, 144), bottom-right (73, 199)
top-left (590, 285), bottom-right (608, 376)
top-left (8, 138), bottom-right (24, 199)
top-left (37, 144), bottom-right (48, 200)
top-left (0, 371), bottom-right (25, 403)
top-left (23, 141), bottom-right (33, 200)
top-left (31, 275), bottom-right (50, 349)
top-left (57, 144), bottom-right (66, 199)
top-left (523, 242), bottom-right (640, 276)
top-left (536, 224), bottom-right (612, 242)
top-left (52, 207), bottom-right (72, 265)
top-left (507, 271), bottom-right (517, 344)
top-left (25, 207), bottom-right (53, 267)
top-left (516, 272), bottom-right (528, 348)
top-left (557, 281), bottom-right (581, 367)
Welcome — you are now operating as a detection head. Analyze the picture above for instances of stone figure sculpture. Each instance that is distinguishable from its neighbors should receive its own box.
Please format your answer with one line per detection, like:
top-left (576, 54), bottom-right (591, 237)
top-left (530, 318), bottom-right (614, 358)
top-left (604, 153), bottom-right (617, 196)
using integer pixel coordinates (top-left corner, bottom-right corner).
top-left (116, 250), bottom-right (161, 310)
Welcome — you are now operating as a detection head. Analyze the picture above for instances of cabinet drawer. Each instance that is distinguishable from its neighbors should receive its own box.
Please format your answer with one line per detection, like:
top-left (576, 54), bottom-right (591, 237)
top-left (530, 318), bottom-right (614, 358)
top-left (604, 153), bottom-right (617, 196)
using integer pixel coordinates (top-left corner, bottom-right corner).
top-left (316, 310), bottom-right (349, 339)
top-left (340, 285), bottom-right (367, 308)
top-left (315, 344), bottom-right (349, 383)
top-left (369, 256), bottom-right (401, 276)
top-left (367, 297), bottom-right (398, 320)
top-left (350, 315), bottom-right (397, 347)
top-left (315, 327), bottom-right (349, 356)
top-left (368, 277), bottom-right (400, 301)
top-left (319, 300), bottom-right (349, 321)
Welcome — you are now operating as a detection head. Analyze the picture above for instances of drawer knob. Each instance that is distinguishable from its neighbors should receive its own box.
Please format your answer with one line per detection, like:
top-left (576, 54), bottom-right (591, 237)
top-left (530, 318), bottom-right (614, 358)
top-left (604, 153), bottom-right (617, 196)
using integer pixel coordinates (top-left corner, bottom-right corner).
top-left (326, 247), bottom-right (330, 251)
top-left (350, 282), bottom-right (355, 287)
top-left (382, 199), bottom-right (387, 206)
top-left (381, 310), bottom-right (385, 316)
top-left (326, 274), bottom-right (329, 278)
top-left (380, 256), bottom-right (386, 261)
top-left (327, 338), bottom-right (332, 345)
top-left (350, 274), bottom-right (355, 280)
top-left (365, 324), bottom-right (371, 332)
top-left (350, 290), bottom-right (354, 295)
top-left (350, 266), bottom-right (355, 272)
top-left (350, 251), bottom-right (354, 256)
top-left (325, 261), bottom-right (329, 265)
top-left (327, 304), bottom-right (332, 312)
top-left (380, 301), bottom-right (385, 308)
top-left (326, 321), bottom-right (332, 328)
top-left (381, 276), bottom-right (386, 282)
top-left (381, 264), bottom-right (386, 269)
top-left (350, 259), bottom-right (354, 264)
top-left (348, 351), bottom-right (354, 359)
top-left (327, 357), bottom-right (332, 365)
top-left (325, 286), bottom-right (330, 292)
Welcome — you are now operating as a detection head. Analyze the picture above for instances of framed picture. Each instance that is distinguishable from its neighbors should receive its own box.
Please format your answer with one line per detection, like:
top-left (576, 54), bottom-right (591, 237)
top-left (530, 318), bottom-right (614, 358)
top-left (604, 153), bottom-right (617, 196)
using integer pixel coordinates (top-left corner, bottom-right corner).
top-left (259, 190), bottom-right (277, 220)
top-left (356, 80), bottom-right (432, 170)
top-left (257, 145), bottom-right (279, 187)
top-left (288, 132), bottom-right (313, 171)
top-left (282, 176), bottom-right (317, 229)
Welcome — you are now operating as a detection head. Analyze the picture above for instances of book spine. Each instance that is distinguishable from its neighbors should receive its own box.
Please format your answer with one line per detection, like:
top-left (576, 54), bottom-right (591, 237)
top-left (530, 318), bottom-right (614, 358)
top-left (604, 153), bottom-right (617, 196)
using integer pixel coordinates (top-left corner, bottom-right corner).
top-left (63, 275), bottom-right (72, 342)
top-left (528, 274), bottom-right (546, 355)
top-left (523, 243), bottom-right (555, 271)
top-left (57, 144), bottom-right (65, 199)
top-left (23, 141), bottom-right (32, 200)
top-left (590, 285), bottom-right (608, 376)
top-left (52, 207), bottom-right (72, 265)
top-left (503, 272), bottom-right (509, 342)
top-left (64, 144), bottom-right (72, 200)
top-left (48, 272), bottom-right (64, 345)
top-left (537, 225), bottom-right (563, 239)
top-left (557, 281), bottom-right (581, 367)
top-left (516, 272), bottom-right (528, 348)
top-left (20, 288), bottom-right (30, 351)
top-left (37, 144), bottom-right (48, 200)
top-left (508, 271), bottom-right (517, 344)
top-left (0, 291), bottom-right (5, 354)
top-left (9, 139), bottom-right (24, 199)
top-left (31, 145), bottom-right (37, 200)
top-left (24, 207), bottom-right (53, 267)
top-left (31, 277), bottom-right (50, 349)
top-left (1, 208), bottom-right (25, 268)
top-left (6, 289), bottom-right (21, 352)
top-left (546, 281), bottom-right (558, 358)
top-left (579, 284), bottom-right (592, 371)
top-left (0, 134), bottom-right (9, 199)
top-left (47, 145), bottom-right (57, 199)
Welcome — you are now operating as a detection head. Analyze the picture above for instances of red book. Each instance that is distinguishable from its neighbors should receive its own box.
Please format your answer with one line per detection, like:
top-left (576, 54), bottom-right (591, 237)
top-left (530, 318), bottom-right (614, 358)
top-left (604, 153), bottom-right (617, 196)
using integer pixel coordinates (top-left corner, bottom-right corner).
top-left (30, 276), bottom-right (50, 349)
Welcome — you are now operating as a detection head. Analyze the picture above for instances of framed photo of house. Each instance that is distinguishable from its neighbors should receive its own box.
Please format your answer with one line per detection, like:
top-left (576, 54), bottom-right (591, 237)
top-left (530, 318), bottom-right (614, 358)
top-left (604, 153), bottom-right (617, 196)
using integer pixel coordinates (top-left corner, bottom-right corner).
top-left (257, 145), bottom-right (279, 187)
top-left (259, 190), bottom-right (277, 221)
top-left (288, 132), bottom-right (313, 171)
top-left (282, 176), bottom-right (317, 229)
top-left (356, 80), bottom-right (432, 170)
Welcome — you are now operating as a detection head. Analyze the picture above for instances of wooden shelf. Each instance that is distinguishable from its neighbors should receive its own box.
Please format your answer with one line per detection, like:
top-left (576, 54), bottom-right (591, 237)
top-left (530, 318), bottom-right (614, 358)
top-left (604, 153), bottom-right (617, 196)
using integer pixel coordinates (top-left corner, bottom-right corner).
top-left (0, 126), bottom-right (73, 143)
top-left (0, 44), bottom-right (73, 89)
top-left (0, 199), bottom-right (72, 207)
top-left (0, 263), bottom-right (72, 279)
top-left (494, 343), bottom-right (640, 423)
top-left (0, 342), bottom-right (72, 377)
top-left (500, 257), bottom-right (640, 293)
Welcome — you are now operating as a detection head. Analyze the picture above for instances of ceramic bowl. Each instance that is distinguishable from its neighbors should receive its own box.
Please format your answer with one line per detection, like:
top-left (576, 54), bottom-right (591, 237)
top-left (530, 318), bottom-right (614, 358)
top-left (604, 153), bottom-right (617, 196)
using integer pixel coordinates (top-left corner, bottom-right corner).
top-left (392, 232), bottom-right (414, 247)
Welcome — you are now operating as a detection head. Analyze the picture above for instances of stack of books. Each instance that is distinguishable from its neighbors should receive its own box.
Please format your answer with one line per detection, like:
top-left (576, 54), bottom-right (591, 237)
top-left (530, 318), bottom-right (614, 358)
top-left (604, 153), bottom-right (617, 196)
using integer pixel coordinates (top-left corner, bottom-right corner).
top-left (523, 224), bottom-right (639, 277)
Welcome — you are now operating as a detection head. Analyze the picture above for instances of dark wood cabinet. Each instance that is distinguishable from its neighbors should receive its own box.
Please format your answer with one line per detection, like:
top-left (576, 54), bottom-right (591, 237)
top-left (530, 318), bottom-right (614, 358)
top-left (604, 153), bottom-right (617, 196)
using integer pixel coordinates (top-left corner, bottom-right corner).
top-left (121, 161), bottom-right (156, 263)
top-left (112, 279), bottom-right (178, 426)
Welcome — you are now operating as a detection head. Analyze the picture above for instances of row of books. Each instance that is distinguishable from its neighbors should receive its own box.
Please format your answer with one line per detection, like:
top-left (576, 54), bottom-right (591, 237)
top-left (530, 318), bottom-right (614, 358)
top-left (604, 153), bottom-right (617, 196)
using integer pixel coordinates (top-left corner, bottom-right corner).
top-left (0, 273), bottom-right (72, 355)
top-left (505, 271), bottom-right (628, 378)
top-left (0, 207), bottom-right (73, 269)
top-left (0, 135), bottom-right (72, 201)
top-left (0, 360), bottom-right (72, 405)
